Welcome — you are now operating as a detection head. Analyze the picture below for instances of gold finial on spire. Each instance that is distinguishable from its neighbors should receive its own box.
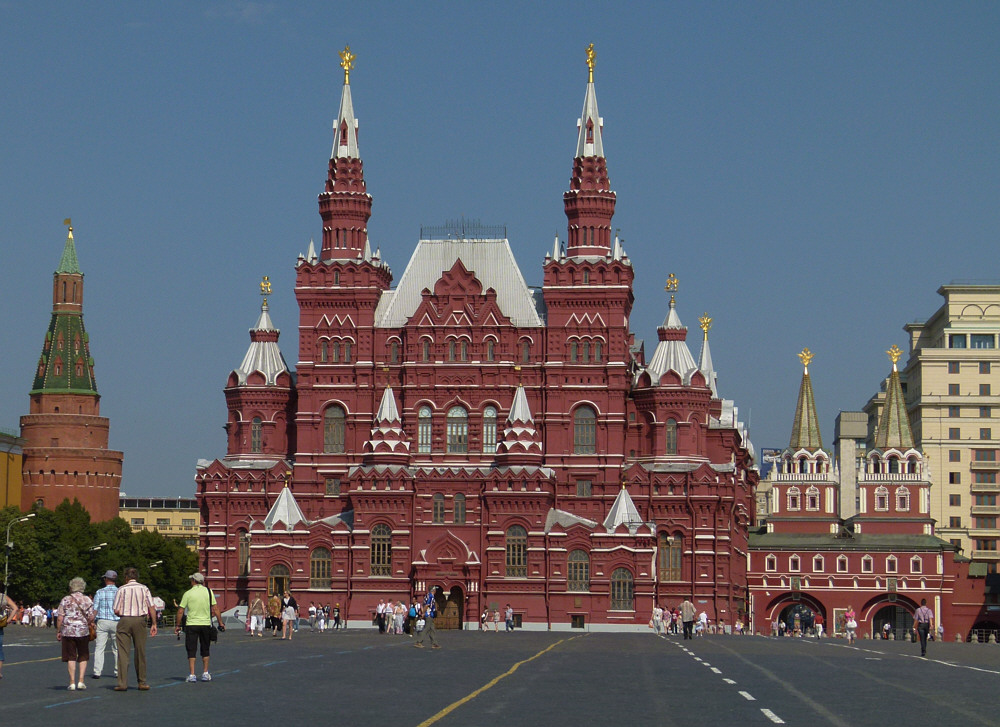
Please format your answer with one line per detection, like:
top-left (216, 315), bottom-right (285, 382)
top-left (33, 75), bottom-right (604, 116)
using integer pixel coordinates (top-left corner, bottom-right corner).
top-left (339, 45), bottom-right (356, 84)
top-left (887, 344), bottom-right (904, 370)
top-left (63, 217), bottom-right (73, 236)
top-left (699, 313), bottom-right (712, 338)
top-left (665, 273), bottom-right (678, 293)
top-left (585, 43), bottom-right (596, 83)
top-left (260, 275), bottom-right (271, 305)
top-left (798, 348), bottom-right (814, 372)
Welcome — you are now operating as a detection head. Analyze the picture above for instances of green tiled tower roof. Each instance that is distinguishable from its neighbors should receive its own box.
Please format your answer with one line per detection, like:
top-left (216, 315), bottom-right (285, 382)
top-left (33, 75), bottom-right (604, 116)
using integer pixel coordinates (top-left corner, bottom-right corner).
top-left (789, 348), bottom-right (823, 450)
top-left (874, 345), bottom-right (915, 450)
top-left (31, 226), bottom-right (97, 396)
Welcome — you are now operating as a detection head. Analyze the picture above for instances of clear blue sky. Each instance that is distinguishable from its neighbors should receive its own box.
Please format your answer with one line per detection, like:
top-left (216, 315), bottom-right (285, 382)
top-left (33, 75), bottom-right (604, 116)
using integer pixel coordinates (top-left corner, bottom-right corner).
top-left (2, 2), bottom-right (998, 497)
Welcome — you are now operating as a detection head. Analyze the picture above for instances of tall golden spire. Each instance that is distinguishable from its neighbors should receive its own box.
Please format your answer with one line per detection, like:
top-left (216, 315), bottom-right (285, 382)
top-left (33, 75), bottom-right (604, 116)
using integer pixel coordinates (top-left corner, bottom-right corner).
top-left (798, 347), bottom-right (814, 374)
top-left (339, 45), bottom-right (356, 85)
top-left (790, 349), bottom-right (822, 450)
top-left (699, 313), bottom-right (712, 340)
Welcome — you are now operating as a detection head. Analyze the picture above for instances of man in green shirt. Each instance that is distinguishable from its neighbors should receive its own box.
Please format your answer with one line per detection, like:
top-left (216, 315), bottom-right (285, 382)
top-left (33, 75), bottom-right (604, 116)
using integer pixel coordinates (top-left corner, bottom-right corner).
top-left (174, 573), bottom-right (224, 682)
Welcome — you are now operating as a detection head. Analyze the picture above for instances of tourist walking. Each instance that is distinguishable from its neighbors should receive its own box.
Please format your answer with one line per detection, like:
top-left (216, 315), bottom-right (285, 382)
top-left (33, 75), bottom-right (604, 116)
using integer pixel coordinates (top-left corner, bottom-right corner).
top-left (505, 604), bottom-right (514, 632)
top-left (913, 599), bottom-right (934, 657)
top-left (413, 590), bottom-right (440, 649)
top-left (56, 577), bottom-right (94, 691)
top-left (844, 605), bottom-right (857, 644)
top-left (492, 608), bottom-right (501, 632)
top-left (268, 592), bottom-right (281, 635)
top-left (680, 598), bottom-right (696, 640)
top-left (248, 593), bottom-right (265, 637)
top-left (112, 567), bottom-right (158, 691)
top-left (91, 570), bottom-right (119, 680)
top-left (0, 581), bottom-right (16, 680)
top-left (174, 573), bottom-right (224, 682)
top-left (281, 590), bottom-right (297, 639)
top-left (651, 604), bottom-right (664, 636)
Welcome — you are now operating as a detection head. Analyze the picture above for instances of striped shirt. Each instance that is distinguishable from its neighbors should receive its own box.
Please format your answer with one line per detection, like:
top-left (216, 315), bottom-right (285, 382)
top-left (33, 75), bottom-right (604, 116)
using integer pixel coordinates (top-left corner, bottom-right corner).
top-left (93, 584), bottom-right (119, 621)
top-left (113, 580), bottom-right (154, 618)
top-left (915, 605), bottom-right (934, 625)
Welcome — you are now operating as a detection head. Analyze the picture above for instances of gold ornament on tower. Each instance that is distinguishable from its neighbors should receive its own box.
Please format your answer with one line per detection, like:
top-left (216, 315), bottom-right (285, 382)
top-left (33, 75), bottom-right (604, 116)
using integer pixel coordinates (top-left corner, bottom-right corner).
top-left (585, 43), bottom-right (596, 83)
top-left (339, 45), bottom-right (356, 84)
top-left (798, 348), bottom-right (815, 371)
top-left (887, 344), bottom-right (903, 368)
top-left (699, 313), bottom-right (712, 338)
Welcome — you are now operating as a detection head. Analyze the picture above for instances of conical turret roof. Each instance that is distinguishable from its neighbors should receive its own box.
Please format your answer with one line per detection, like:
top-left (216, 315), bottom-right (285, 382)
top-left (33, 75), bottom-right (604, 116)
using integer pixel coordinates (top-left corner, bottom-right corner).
top-left (789, 349), bottom-right (823, 451)
top-left (603, 484), bottom-right (643, 532)
top-left (234, 284), bottom-right (290, 386)
top-left (874, 345), bottom-right (915, 450)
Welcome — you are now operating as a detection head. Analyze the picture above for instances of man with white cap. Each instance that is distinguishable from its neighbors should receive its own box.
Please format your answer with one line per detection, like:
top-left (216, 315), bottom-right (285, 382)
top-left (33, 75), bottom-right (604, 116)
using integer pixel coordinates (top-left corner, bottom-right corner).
top-left (174, 572), bottom-right (224, 682)
top-left (91, 570), bottom-right (119, 680)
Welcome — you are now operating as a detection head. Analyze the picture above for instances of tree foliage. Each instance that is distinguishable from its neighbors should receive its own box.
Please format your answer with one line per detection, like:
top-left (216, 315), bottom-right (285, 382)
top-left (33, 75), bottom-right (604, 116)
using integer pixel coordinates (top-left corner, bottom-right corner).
top-left (2, 501), bottom-right (197, 608)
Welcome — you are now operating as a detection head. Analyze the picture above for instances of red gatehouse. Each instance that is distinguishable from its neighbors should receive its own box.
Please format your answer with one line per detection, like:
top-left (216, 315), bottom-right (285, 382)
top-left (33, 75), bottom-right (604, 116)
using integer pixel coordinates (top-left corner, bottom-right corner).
top-left (196, 46), bottom-right (757, 630)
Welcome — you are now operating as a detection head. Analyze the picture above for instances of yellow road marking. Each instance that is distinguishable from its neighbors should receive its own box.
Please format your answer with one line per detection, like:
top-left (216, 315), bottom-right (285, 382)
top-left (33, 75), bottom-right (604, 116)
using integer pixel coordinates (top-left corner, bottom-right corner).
top-left (415, 634), bottom-right (584, 727)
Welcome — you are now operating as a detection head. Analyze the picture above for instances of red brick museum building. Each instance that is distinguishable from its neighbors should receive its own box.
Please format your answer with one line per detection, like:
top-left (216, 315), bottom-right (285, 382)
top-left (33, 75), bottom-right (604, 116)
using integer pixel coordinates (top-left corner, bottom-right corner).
top-left (195, 49), bottom-right (759, 629)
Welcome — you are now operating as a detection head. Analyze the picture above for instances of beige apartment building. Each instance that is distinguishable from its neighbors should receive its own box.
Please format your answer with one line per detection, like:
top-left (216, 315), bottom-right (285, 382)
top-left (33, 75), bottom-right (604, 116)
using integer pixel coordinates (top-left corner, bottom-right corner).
top-left (898, 283), bottom-right (1000, 571)
top-left (119, 496), bottom-right (199, 549)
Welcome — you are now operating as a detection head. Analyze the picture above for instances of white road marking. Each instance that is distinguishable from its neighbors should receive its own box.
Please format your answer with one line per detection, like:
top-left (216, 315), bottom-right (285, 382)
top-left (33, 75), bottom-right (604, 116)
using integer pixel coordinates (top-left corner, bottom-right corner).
top-left (694, 657), bottom-right (702, 661)
top-left (739, 690), bottom-right (756, 701)
top-left (723, 678), bottom-right (737, 684)
top-left (711, 667), bottom-right (722, 674)
top-left (761, 708), bottom-right (785, 724)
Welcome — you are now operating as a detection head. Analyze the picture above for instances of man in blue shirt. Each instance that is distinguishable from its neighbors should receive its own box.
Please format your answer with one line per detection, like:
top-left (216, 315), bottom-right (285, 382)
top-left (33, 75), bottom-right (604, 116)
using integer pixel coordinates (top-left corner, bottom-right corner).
top-left (91, 570), bottom-right (119, 679)
top-left (413, 589), bottom-right (441, 649)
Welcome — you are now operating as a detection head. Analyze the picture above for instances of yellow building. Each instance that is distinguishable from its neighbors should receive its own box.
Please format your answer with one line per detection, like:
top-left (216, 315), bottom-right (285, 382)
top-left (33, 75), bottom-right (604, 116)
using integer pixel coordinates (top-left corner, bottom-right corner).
top-left (899, 283), bottom-right (1000, 571)
top-left (119, 496), bottom-right (199, 549)
top-left (0, 428), bottom-right (24, 509)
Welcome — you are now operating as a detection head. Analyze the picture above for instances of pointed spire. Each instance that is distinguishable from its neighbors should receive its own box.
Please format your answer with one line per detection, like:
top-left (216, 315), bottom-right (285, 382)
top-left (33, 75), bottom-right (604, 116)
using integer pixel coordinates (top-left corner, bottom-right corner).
top-left (306, 238), bottom-right (317, 264)
top-left (364, 385), bottom-right (411, 463)
top-left (495, 384), bottom-right (543, 464)
top-left (234, 277), bottom-right (290, 386)
top-left (697, 313), bottom-right (718, 397)
top-left (644, 276), bottom-right (698, 386)
top-left (603, 482), bottom-right (643, 532)
top-left (264, 479), bottom-right (307, 531)
top-left (552, 234), bottom-right (560, 261)
top-left (874, 345), bottom-right (915, 450)
top-left (319, 45), bottom-right (372, 260)
top-left (57, 220), bottom-right (81, 274)
top-left (564, 43), bottom-right (616, 257)
top-left (789, 348), bottom-right (823, 451)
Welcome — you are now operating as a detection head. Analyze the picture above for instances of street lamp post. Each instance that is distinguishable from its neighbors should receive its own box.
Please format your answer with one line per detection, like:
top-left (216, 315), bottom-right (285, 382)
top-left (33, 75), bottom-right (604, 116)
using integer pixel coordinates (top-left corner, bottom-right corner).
top-left (4, 513), bottom-right (36, 587)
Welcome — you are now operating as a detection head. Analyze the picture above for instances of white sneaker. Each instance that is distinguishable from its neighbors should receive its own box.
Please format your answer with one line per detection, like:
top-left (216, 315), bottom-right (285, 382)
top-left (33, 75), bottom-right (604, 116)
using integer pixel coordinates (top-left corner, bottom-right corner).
top-left (68, 684), bottom-right (76, 691)
top-left (185, 674), bottom-right (198, 683)
top-left (76, 682), bottom-right (87, 690)
top-left (201, 672), bottom-right (211, 682)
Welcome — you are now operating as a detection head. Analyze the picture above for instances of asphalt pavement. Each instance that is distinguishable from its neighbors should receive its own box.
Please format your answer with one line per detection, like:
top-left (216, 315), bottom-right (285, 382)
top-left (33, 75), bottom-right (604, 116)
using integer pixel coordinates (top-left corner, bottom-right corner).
top-left (0, 625), bottom-right (997, 726)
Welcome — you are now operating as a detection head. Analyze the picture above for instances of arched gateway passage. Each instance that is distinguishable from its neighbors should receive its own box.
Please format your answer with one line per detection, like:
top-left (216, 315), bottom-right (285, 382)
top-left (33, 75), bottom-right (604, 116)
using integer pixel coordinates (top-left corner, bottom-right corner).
top-left (435, 586), bottom-right (464, 630)
top-left (872, 604), bottom-right (913, 640)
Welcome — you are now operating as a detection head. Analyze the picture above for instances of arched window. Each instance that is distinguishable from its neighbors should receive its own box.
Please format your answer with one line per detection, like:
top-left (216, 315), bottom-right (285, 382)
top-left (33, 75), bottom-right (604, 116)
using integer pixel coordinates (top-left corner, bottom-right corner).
top-left (787, 486), bottom-right (801, 511)
top-left (567, 550), bottom-right (590, 591)
top-left (371, 523), bottom-right (392, 576)
top-left (448, 340), bottom-right (456, 361)
top-left (422, 339), bottom-right (431, 362)
top-left (482, 406), bottom-right (498, 453)
top-left (521, 340), bottom-right (530, 363)
top-left (789, 555), bottom-right (801, 572)
top-left (505, 525), bottom-right (527, 577)
top-left (320, 340), bottom-right (328, 362)
top-left (837, 555), bottom-right (848, 573)
top-left (417, 406), bottom-right (432, 453)
top-left (886, 555), bottom-right (897, 573)
top-left (875, 486), bottom-right (889, 511)
top-left (658, 534), bottom-right (682, 581)
top-left (806, 486), bottom-right (820, 511)
top-left (861, 555), bottom-right (873, 573)
top-left (432, 493), bottom-right (445, 523)
top-left (573, 406), bottom-right (596, 454)
top-left (310, 547), bottom-right (331, 589)
top-left (390, 341), bottom-right (400, 363)
top-left (896, 486), bottom-right (910, 512)
top-left (460, 340), bottom-right (468, 361)
top-left (798, 456), bottom-right (808, 474)
top-left (237, 530), bottom-right (250, 576)
top-left (888, 456), bottom-right (900, 474)
top-left (331, 341), bottom-right (339, 362)
top-left (333, 270), bottom-right (340, 285)
top-left (447, 406), bottom-right (468, 453)
top-left (486, 340), bottom-right (495, 362)
top-left (812, 555), bottom-right (824, 572)
top-left (910, 556), bottom-right (922, 574)
top-left (664, 419), bottom-right (677, 455)
top-left (570, 341), bottom-right (578, 362)
top-left (581, 341), bottom-right (590, 363)
top-left (268, 563), bottom-right (290, 597)
top-left (765, 554), bottom-right (777, 572)
top-left (454, 493), bottom-right (466, 524)
top-left (609, 568), bottom-right (634, 611)
top-left (251, 417), bottom-right (262, 453)
top-left (342, 341), bottom-right (352, 362)
top-left (594, 341), bottom-right (603, 362)
top-left (323, 406), bottom-right (346, 453)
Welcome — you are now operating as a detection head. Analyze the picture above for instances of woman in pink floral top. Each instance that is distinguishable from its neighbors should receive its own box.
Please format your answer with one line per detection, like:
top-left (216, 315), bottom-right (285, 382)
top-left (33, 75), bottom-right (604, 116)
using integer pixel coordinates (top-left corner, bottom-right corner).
top-left (56, 577), bottom-right (95, 691)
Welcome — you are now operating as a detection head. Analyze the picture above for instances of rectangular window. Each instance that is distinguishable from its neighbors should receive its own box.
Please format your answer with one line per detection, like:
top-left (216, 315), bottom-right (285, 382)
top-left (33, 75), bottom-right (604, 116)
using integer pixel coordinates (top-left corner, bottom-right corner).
top-left (982, 407), bottom-right (992, 419)
top-left (975, 472), bottom-right (998, 484)
top-left (950, 334), bottom-right (967, 349)
top-left (949, 384), bottom-right (961, 396)
top-left (982, 428), bottom-right (992, 440)
top-left (971, 334), bottom-right (995, 349)
top-left (981, 362), bottom-right (991, 375)
top-left (949, 450), bottom-right (961, 462)
top-left (949, 517), bottom-right (963, 528)
top-left (975, 517), bottom-right (997, 529)
top-left (182, 518), bottom-right (196, 527)
top-left (981, 384), bottom-right (992, 396)
top-left (156, 518), bottom-right (170, 528)
top-left (949, 428), bottom-right (961, 440)
top-left (949, 472), bottom-right (962, 484)
top-left (976, 495), bottom-right (998, 506)
top-left (576, 479), bottom-right (593, 497)
top-left (949, 494), bottom-right (961, 506)
top-left (949, 406), bottom-right (961, 418)
top-left (974, 449), bottom-right (998, 461)
top-left (975, 539), bottom-right (998, 551)
top-left (130, 518), bottom-right (145, 527)
top-left (948, 361), bottom-right (961, 374)
top-left (325, 478), bottom-right (341, 495)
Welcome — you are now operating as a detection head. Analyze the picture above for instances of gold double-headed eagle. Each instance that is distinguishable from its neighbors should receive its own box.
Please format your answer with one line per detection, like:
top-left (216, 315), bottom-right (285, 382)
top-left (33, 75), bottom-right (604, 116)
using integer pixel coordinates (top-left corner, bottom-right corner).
top-left (339, 45), bottom-right (356, 84)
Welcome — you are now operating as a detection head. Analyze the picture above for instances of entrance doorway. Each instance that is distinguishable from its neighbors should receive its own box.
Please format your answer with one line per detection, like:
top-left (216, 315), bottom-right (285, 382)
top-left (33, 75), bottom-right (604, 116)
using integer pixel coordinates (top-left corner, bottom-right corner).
top-left (778, 603), bottom-right (815, 635)
top-left (268, 564), bottom-right (289, 597)
top-left (437, 586), bottom-right (464, 630)
top-left (872, 604), bottom-right (913, 640)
